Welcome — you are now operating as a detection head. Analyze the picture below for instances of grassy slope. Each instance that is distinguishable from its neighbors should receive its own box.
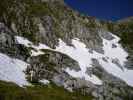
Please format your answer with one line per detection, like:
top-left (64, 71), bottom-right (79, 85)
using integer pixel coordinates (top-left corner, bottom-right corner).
top-left (105, 19), bottom-right (133, 51)
top-left (0, 81), bottom-right (93, 100)
top-left (116, 22), bottom-right (133, 50)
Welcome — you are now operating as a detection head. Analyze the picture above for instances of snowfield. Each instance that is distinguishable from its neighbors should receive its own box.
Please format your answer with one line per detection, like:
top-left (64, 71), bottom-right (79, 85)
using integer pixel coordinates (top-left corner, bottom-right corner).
top-left (0, 53), bottom-right (29, 86)
top-left (56, 34), bottom-right (133, 86)
top-left (15, 36), bottom-right (102, 85)
top-left (14, 32), bottom-right (133, 86)
top-left (56, 39), bottom-right (103, 85)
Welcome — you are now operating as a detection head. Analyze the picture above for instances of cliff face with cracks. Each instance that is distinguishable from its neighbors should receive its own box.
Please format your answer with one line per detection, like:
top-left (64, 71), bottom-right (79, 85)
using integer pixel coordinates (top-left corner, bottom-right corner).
top-left (0, 0), bottom-right (133, 100)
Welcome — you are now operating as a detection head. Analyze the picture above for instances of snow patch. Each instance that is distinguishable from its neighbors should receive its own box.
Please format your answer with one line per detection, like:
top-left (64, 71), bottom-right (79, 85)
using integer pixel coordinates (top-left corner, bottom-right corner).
top-left (15, 36), bottom-right (102, 85)
top-left (15, 36), bottom-right (32, 47)
top-left (15, 36), bottom-right (51, 56)
top-left (0, 53), bottom-right (29, 86)
top-left (39, 79), bottom-right (50, 85)
top-left (56, 34), bottom-right (133, 86)
top-left (102, 33), bottom-right (128, 65)
top-left (15, 34), bottom-right (133, 86)
top-left (98, 33), bottom-right (133, 86)
top-left (56, 39), bottom-right (103, 85)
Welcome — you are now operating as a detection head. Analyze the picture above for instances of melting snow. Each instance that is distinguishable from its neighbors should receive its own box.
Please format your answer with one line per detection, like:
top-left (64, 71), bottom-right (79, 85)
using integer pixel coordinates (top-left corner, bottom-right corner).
top-left (15, 36), bottom-right (32, 47)
top-left (56, 34), bottom-right (133, 86)
top-left (39, 79), bottom-right (50, 85)
top-left (15, 36), bottom-right (51, 56)
top-left (0, 53), bottom-right (29, 86)
top-left (15, 34), bottom-right (133, 86)
top-left (56, 39), bottom-right (103, 85)
top-left (15, 36), bottom-right (102, 85)
top-left (98, 33), bottom-right (133, 86)
top-left (102, 33), bottom-right (128, 65)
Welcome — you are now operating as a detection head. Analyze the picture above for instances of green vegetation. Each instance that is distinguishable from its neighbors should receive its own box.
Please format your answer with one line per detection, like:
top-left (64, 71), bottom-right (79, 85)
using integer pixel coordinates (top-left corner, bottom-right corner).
top-left (120, 32), bottom-right (133, 48)
top-left (114, 22), bottom-right (133, 49)
top-left (26, 2), bottom-right (51, 17)
top-left (0, 0), bottom-right (103, 43)
top-left (82, 19), bottom-right (97, 29)
top-left (0, 0), bottom-right (68, 41)
top-left (0, 81), bottom-right (93, 100)
top-left (104, 19), bottom-right (133, 50)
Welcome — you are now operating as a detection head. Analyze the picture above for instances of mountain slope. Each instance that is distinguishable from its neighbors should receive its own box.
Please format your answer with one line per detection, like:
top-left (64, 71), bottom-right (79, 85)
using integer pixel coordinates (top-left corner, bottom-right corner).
top-left (0, 0), bottom-right (133, 100)
top-left (0, 80), bottom-right (93, 100)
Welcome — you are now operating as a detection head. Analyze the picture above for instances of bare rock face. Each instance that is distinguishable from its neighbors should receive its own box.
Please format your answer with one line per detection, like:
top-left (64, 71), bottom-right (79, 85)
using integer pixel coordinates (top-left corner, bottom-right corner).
top-left (26, 50), bottom-right (80, 81)
top-left (0, 23), bottom-right (30, 60)
top-left (91, 59), bottom-right (133, 100)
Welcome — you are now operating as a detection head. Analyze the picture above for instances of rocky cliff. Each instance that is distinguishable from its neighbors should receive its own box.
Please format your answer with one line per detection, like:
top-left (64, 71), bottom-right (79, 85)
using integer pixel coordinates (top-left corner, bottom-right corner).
top-left (0, 0), bottom-right (133, 100)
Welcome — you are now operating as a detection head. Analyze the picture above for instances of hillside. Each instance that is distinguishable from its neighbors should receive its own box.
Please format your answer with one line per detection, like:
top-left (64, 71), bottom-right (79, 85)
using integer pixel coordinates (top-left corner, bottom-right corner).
top-left (0, 0), bottom-right (133, 100)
